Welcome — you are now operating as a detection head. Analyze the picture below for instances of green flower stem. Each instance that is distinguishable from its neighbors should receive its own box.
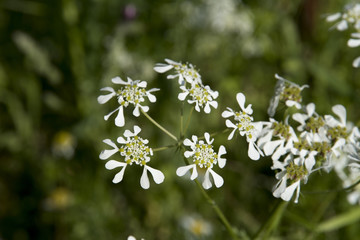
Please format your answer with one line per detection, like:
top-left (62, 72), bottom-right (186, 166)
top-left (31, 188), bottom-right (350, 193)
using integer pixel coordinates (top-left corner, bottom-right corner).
top-left (141, 110), bottom-right (178, 141)
top-left (181, 148), bottom-right (239, 240)
top-left (193, 178), bottom-right (240, 240)
top-left (152, 144), bottom-right (177, 152)
top-left (253, 200), bottom-right (288, 239)
top-left (180, 101), bottom-right (185, 139)
top-left (184, 106), bottom-right (194, 136)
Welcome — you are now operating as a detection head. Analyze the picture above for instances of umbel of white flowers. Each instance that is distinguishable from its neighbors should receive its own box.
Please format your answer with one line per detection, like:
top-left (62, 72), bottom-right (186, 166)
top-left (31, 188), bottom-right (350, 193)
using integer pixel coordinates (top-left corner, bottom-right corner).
top-left (97, 76), bottom-right (159, 127)
top-left (99, 126), bottom-right (165, 189)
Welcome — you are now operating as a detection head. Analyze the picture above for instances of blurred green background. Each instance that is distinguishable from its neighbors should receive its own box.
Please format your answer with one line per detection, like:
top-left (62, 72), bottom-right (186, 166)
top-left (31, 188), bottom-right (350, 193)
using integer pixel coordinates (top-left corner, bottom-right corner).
top-left (1, 0), bottom-right (360, 239)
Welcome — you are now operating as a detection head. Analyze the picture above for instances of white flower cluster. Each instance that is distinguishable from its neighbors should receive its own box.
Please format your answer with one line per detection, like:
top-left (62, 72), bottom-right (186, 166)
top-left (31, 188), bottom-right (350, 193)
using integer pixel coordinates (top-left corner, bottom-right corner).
top-left (154, 59), bottom-right (219, 113)
top-left (253, 75), bottom-right (359, 203)
top-left (176, 132), bottom-right (227, 189)
top-left (100, 126), bottom-right (164, 189)
top-left (98, 76), bottom-right (159, 127)
top-left (327, 3), bottom-right (360, 67)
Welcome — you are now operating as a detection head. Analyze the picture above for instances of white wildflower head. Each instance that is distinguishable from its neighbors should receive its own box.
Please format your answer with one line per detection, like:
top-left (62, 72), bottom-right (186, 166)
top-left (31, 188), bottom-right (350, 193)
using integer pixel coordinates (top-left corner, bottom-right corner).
top-left (222, 92), bottom-right (263, 160)
top-left (176, 133), bottom-right (226, 189)
top-left (127, 236), bottom-right (145, 240)
top-left (154, 58), bottom-right (201, 85)
top-left (178, 83), bottom-right (219, 113)
top-left (348, 33), bottom-right (360, 67)
top-left (327, 3), bottom-right (360, 31)
top-left (272, 157), bottom-right (309, 203)
top-left (268, 74), bottom-right (308, 116)
top-left (99, 125), bottom-right (164, 189)
top-left (97, 76), bottom-right (159, 127)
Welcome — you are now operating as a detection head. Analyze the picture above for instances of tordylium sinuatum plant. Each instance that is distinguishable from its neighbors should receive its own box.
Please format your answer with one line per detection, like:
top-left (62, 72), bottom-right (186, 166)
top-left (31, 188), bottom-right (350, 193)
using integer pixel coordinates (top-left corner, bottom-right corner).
top-left (95, 4), bottom-right (360, 238)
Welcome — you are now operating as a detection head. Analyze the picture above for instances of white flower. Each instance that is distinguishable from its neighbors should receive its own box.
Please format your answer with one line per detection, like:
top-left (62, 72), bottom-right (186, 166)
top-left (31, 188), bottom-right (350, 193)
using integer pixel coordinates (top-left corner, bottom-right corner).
top-left (272, 156), bottom-right (309, 203)
top-left (127, 236), bottom-right (144, 240)
top-left (181, 214), bottom-right (212, 237)
top-left (97, 76), bottom-right (159, 127)
top-left (154, 58), bottom-right (201, 85)
top-left (274, 74), bottom-right (308, 110)
top-left (222, 92), bottom-right (263, 160)
top-left (257, 118), bottom-right (298, 161)
top-left (327, 4), bottom-right (360, 31)
top-left (344, 163), bottom-right (360, 205)
top-left (99, 125), bottom-right (164, 189)
top-left (347, 33), bottom-right (360, 67)
top-left (176, 133), bottom-right (226, 189)
top-left (178, 83), bottom-right (219, 113)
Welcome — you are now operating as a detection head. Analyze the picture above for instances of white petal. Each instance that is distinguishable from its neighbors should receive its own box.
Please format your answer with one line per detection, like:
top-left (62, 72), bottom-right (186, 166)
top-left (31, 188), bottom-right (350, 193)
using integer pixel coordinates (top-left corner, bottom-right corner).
top-left (332, 104), bottom-right (346, 126)
top-left (183, 138), bottom-right (193, 146)
top-left (112, 166), bottom-right (127, 183)
top-left (117, 136), bottom-right (127, 144)
top-left (140, 105), bottom-right (149, 113)
top-left (204, 103), bottom-right (211, 114)
top-left (127, 236), bottom-right (136, 240)
top-left (190, 166), bottom-right (198, 180)
top-left (104, 106), bottom-right (120, 121)
top-left (137, 81), bottom-right (147, 88)
top-left (147, 92), bottom-right (157, 102)
top-left (273, 176), bottom-right (287, 198)
top-left (102, 139), bottom-right (118, 149)
top-left (225, 119), bottom-right (237, 129)
top-left (133, 125), bottom-right (141, 135)
top-left (348, 38), bottom-right (360, 47)
top-left (227, 129), bottom-right (237, 140)
top-left (222, 110), bottom-right (234, 118)
top-left (281, 181), bottom-right (300, 202)
top-left (326, 13), bottom-right (341, 22)
top-left (248, 141), bottom-right (260, 160)
top-left (184, 151), bottom-right (194, 158)
top-left (237, 92), bottom-right (253, 114)
top-left (202, 170), bottom-right (212, 189)
top-left (97, 87), bottom-right (116, 104)
top-left (178, 92), bottom-right (189, 101)
top-left (145, 165), bottom-right (165, 184)
top-left (264, 140), bottom-right (282, 156)
top-left (105, 160), bottom-right (126, 170)
top-left (140, 167), bottom-right (150, 189)
top-left (111, 76), bottom-right (128, 85)
top-left (176, 164), bottom-right (196, 177)
top-left (100, 149), bottom-right (118, 160)
top-left (204, 132), bottom-right (213, 144)
top-left (336, 20), bottom-right (348, 31)
top-left (153, 63), bottom-right (173, 73)
top-left (208, 100), bottom-right (218, 109)
top-left (218, 145), bottom-right (227, 168)
top-left (133, 105), bottom-right (140, 117)
top-left (353, 56), bottom-right (360, 68)
top-left (114, 106), bottom-right (125, 127)
top-left (208, 169), bottom-right (224, 188)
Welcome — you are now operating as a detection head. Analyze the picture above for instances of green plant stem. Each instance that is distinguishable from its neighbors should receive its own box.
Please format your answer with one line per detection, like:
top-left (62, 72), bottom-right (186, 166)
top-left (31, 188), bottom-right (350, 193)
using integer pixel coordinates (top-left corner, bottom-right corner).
top-left (141, 110), bottom-right (178, 141)
top-left (180, 101), bottom-right (184, 139)
top-left (181, 148), bottom-right (239, 240)
top-left (152, 144), bottom-right (177, 152)
top-left (193, 178), bottom-right (239, 240)
top-left (253, 200), bottom-right (288, 239)
top-left (184, 106), bottom-right (194, 135)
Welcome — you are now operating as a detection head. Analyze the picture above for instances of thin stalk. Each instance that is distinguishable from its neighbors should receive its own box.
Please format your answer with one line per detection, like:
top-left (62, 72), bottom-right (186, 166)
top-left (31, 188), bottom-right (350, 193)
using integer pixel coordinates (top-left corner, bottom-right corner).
top-left (181, 147), bottom-right (239, 240)
top-left (253, 200), bottom-right (288, 239)
top-left (141, 110), bottom-right (178, 141)
top-left (184, 106), bottom-right (194, 135)
top-left (193, 178), bottom-right (239, 240)
top-left (180, 101), bottom-right (185, 139)
top-left (152, 144), bottom-right (177, 152)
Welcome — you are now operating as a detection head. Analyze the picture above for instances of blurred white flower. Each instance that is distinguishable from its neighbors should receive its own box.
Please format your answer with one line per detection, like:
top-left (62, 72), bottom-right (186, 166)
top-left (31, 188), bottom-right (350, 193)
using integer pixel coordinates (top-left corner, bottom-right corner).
top-left (348, 33), bottom-right (360, 67)
top-left (327, 3), bottom-right (360, 31)
top-left (181, 214), bottom-right (212, 237)
top-left (222, 92), bottom-right (263, 160)
top-left (177, 133), bottom-right (226, 189)
top-left (98, 76), bottom-right (159, 127)
top-left (127, 236), bottom-right (144, 240)
top-left (154, 58), bottom-right (201, 85)
top-left (52, 131), bottom-right (77, 159)
top-left (99, 125), bottom-right (164, 189)
top-left (178, 83), bottom-right (218, 113)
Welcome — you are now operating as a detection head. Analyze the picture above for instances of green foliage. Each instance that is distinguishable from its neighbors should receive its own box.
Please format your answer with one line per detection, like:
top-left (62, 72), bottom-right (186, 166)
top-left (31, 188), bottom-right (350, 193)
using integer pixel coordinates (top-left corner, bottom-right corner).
top-left (0, 0), bottom-right (359, 239)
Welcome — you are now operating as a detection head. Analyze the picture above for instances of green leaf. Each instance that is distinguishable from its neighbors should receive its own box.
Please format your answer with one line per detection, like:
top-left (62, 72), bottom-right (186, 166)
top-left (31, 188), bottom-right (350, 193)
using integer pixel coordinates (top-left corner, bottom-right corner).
top-left (316, 206), bottom-right (360, 232)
